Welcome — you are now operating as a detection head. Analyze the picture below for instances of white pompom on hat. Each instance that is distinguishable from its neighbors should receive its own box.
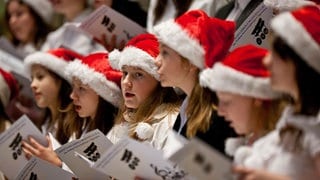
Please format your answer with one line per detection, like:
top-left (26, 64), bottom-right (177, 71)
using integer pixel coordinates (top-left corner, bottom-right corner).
top-left (65, 52), bottom-right (123, 107)
top-left (271, 5), bottom-right (320, 73)
top-left (200, 45), bottom-right (280, 99)
top-left (109, 33), bottom-right (160, 80)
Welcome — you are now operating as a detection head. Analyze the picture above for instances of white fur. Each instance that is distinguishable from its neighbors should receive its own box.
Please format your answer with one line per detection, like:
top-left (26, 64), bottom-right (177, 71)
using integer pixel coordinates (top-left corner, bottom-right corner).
top-left (271, 12), bottom-right (320, 73)
top-left (154, 20), bottom-right (205, 69)
top-left (225, 137), bottom-right (246, 157)
top-left (264, 0), bottom-right (315, 11)
top-left (200, 63), bottom-right (280, 99)
top-left (135, 122), bottom-right (154, 140)
top-left (65, 60), bottom-right (122, 107)
top-left (24, 52), bottom-right (70, 82)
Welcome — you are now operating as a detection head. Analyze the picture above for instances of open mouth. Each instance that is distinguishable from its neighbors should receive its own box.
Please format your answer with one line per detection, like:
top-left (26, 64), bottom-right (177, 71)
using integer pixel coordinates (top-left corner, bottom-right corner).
top-left (125, 92), bottom-right (135, 98)
top-left (74, 105), bottom-right (82, 111)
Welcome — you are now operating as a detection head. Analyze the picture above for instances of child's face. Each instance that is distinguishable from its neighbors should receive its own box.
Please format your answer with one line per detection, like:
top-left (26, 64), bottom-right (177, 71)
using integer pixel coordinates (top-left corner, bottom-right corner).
top-left (30, 65), bottom-right (61, 109)
top-left (216, 91), bottom-right (257, 135)
top-left (263, 52), bottom-right (298, 99)
top-left (70, 78), bottom-right (99, 119)
top-left (156, 44), bottom-right (192, 88)
top-left (7, 1), bottom-right (36, 44)
top-left (121, 66), bottom-right (158, 109)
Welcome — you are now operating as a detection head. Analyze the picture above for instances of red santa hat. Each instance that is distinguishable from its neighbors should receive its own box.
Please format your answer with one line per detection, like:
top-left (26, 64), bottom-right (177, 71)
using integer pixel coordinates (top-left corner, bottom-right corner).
top-left (271, 5), bottom-right (320, 73)
top-left (65, 52), bottom-right (122, 107)
top-left (24, 48), bottom-right (83, 82)
top-left (0, 68), bottom-right (19, 108)
top-left (153, 10), bottom-right (235, 69)
top-left (6, 0), bottom-right (53, 24)
top-left (264, 0), bottom-right (316, 11)
top-left (200, 45), bottom-right (280, 99)
top-left (108, 33), bottom-right (160, 80)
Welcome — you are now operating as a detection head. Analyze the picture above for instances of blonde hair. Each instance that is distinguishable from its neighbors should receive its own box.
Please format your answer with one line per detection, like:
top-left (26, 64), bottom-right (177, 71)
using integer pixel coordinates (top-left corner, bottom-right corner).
top-left (185, 79), bottom-right (217, 137)
top-left (114, 84), bottom-right (181, 140)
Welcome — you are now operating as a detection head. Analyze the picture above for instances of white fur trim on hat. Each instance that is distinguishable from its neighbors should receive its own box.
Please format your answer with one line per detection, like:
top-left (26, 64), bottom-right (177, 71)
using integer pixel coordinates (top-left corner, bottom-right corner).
top-left (154, 20), bottom-right (205, 69)
top-left (0, 75), bottom-right (10, 107)
top-left (264, 0), bottom-right (315, 11)
top-left (135, 122), bottom-right (154, 140)
top-left (65, 60), bottom-right (122, 107)
top-left (24, 52), bottom-right (70, 82)
top-left (271, 12), bottom-right (320, 73)
top-left (200, 63), bottom-right (280, 99)
top-left (109, 47), bottom-right (160, 80)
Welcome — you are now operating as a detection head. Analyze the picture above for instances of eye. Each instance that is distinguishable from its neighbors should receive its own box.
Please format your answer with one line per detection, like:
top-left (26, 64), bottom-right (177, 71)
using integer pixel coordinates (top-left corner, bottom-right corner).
top-left (134, 72), bottom-right (143, 78)
top-left (160, 49), bottom-right (168, 56)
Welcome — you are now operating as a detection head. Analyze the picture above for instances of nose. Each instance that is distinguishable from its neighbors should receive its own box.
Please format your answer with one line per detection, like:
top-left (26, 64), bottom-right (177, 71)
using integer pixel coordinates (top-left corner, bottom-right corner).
top-left (30, 79), bottom-right (37, 91)
top-left (217, 104), bottom-right (226, 117)
top-left (9, 15), bottom-right (18, 26)
top-left (263, 53), bottom-right (271, 69)
top-left (155, 55), bottom-right (162, 68)
top-left (70, 88), bottom-right (77, 100)
top-left (121, 75), bottom-right (132, 89)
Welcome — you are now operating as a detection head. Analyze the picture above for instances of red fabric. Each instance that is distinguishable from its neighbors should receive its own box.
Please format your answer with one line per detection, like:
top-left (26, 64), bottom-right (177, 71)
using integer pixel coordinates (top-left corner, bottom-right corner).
top-left (125, 33), bottom-right (159, 58)
top-left (82, 53), bottom-right (122, 88)
top-left (47, 48), bottom-right (83, 62)
top-left (292, 5), bottom-right (320, 46)
top-left (175, 10), bottom-right (235, 68)
top-left (222, 45), bottom-right (269, 77)
top-left (0, 68), bottom-right (19, 101)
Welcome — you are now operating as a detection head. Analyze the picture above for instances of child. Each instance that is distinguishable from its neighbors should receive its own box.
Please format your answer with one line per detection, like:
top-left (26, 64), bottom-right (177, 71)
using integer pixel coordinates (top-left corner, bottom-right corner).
top-left (199, 45), bottom-right (285, 156)
top-left (22, 48), bottom-right (83, 167)
top-left (0, 68), bottom-right (19, 133)
top-left (24, 48), bottom-right (83, 144)
top-left (5, 0), bottom-right (53, 54)
top-left (64, 52), bottom-right (122, 139)
top-left (154, 10), bottom-right (237, 155)
top-left (233, 5), bottom-right (320, 179)
top-left (107, 33), bottom-right (181, 150)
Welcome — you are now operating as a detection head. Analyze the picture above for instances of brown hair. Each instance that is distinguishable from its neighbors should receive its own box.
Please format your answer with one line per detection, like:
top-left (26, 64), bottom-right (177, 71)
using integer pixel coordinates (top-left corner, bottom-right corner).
top-left (5, 0), bottom-right (53, 49)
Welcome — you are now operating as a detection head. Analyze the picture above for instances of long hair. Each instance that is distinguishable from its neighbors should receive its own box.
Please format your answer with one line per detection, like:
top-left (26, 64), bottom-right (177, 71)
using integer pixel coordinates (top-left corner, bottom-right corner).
top-left (186, 77), bottom-right (217, 137)
top-left (5, 0), bottom-right (53, 49)
top-left (273, 36), bottom-right (320, 153)
top-left (273, 37), bottom-right (320, 116)
top-left (45, 71), bottom-right (73, 144)
top-left (87, 97), bottom-right (118, 135)
top-left (63, 97), bottom-right (118, 141)
top-left (114, 83), bottom-right (180, 140)
top-left (0, 103), bottom-right (11, 133)
top-left (153, 0), bottom-right (193, 25)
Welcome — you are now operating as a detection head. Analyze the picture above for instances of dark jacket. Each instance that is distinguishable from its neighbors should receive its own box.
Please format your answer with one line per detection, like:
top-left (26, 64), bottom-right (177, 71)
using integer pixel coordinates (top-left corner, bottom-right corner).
top-left (112, 0), bottom-right (147, 27)
top-left (173, 111), bottom-right (237, 157)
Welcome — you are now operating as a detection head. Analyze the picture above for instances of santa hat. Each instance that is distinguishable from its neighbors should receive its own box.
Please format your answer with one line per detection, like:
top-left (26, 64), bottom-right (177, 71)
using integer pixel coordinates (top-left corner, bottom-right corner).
top-left (153, 10), bottom-right (235, 69)
top-left (264, 0), bottom-right (316, 11)
top-left (271, 5), bottom-right (320, 73)
top-left (65, 52), bottom-right (122, 107)
top-left (109, 33), bottom-right (160, 80)
top-left (24, 48), bottom-right (83, 82)
top-left (200, 45), bottom-right (280, 99)
top-left (0, 68), bottom-right (19, 108)
top-left (6, 0), bottom-right (53, 24)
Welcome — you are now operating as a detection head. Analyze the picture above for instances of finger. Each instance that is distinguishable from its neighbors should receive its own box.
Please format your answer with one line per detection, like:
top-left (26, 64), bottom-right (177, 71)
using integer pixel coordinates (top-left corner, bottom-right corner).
top-left (21, 141), bottom-right (38, 155)
top-left (46, 134), bottom-right (53, 150)
top-left (22, 145), bottom-right (33, 159)
top-left (29, 136), bottom-right (45, 150)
